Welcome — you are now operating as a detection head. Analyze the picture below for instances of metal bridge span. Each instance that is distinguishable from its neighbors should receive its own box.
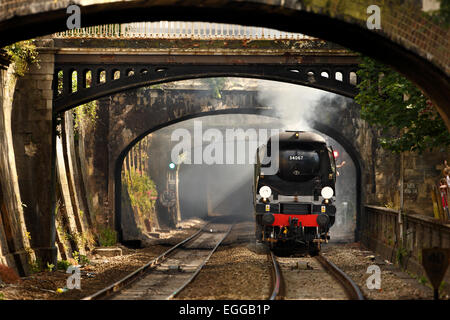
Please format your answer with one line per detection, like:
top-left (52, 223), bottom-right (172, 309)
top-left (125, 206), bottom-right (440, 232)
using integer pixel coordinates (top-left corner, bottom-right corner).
top-left (49, 22), bottom-right (360, 113)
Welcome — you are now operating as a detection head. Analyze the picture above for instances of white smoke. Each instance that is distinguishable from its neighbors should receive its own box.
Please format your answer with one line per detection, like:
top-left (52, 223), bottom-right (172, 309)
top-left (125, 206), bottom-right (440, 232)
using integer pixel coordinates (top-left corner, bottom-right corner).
top-left (256, 80), bottom-right (335, 130)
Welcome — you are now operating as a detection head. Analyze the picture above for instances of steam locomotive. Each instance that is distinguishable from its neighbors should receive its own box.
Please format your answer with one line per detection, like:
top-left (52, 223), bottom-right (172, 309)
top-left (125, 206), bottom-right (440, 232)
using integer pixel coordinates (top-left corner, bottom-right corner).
top-left (253, 131), bottom-right (337, 255)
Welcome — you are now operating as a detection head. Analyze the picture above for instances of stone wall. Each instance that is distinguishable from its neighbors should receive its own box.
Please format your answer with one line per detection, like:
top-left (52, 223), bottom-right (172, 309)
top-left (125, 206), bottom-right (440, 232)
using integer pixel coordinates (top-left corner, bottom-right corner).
top-left (11, 46), bottom-right (56, 267)
top-left (0, 46), bottom-right (448, 276)
top-left (0, 0), bottom-right (447, 75)
top-left (1, 1), bottom-right (449, 134)
top-left (0, 62), bottom-right (33, 275)
top-left (8, 42), bottom-right (95, 270)
top-left (318, 95), bottom-right (450, 218)
top-left (82, 88), bottom-right (450, 243)
top-left (362, 205), bottom-right (450, 294)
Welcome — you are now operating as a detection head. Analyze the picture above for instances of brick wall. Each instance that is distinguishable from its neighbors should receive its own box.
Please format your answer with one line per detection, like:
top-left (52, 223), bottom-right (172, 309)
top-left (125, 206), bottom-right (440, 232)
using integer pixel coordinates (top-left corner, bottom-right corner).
top-left (0, 0), bottom-right (447, 74)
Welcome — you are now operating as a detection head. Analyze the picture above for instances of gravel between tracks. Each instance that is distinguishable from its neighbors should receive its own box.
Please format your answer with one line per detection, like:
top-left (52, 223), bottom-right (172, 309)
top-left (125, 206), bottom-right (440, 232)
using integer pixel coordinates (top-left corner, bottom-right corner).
top-left (0, 219), bottom-right (204, 300)
top-left (276, 256), bottom-right (348, 300)
top-left (2, 218), bottom-right (445, 300)
top-left (175, 221), bottom-right (272, 300)
top-left (321, 242), bottom-right (445, 300)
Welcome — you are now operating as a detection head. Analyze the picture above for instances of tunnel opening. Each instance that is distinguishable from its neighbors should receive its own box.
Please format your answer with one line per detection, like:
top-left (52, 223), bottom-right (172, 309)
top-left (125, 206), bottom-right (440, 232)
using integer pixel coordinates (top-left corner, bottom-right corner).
top-left (0, 2), bottom-right (447, 280)
top-left (114, 83), bottom-right (363, 247)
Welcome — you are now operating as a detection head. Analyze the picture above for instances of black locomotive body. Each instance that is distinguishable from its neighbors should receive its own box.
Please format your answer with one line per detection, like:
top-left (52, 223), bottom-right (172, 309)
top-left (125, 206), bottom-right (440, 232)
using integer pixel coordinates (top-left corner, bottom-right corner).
top-left (254, 131), bottom-right (337, 254)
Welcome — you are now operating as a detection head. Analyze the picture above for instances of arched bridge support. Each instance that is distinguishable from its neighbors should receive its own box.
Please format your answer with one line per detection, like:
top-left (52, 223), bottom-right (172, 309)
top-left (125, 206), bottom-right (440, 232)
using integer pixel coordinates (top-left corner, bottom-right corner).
top-left (0, 0), bottom-right (448, 130)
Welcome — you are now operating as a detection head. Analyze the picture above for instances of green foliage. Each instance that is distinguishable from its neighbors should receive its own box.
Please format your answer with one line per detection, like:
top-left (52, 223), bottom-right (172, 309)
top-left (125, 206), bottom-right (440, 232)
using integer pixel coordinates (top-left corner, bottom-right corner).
top-left (203, 78), bottom-right (227, 99)
top-left (29, 258), bottom-right (42, 274)
top-left (427, 0), bottom-right (450, 28)
top-left (73, 100), bottom-right (98, 129)
top-left (396, 247), bottom-right (409, 267)
top-left (123, 169), bottom-right (158, 215)
top-left (98, 228), bottom-right (117, 247)
top-left (57, 260), bottom-right (71, 271)
top-left (46, 262), bottom-right (55, 272)
top-left (73, 251), bottom-right (90, 265)
top-left (355, 56), bottom-right (450, 154)
top-left (71, 70), bottom-right (98, 134)
top-left (73, 231), bottom-right (95, 250)
top-left (439, 281), bottom-right (447, 293)
top-left (4, 40), bottom-right (39, 76)
top-left (419, 276), bottom-right (428, 285)
top-left (0, 293), bottom-right (4, 300)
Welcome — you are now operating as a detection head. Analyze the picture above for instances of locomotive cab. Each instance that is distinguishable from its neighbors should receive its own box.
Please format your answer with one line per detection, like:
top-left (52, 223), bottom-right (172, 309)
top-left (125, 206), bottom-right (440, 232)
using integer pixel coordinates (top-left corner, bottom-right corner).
top-left (254, 131), bottom-right (337, 254)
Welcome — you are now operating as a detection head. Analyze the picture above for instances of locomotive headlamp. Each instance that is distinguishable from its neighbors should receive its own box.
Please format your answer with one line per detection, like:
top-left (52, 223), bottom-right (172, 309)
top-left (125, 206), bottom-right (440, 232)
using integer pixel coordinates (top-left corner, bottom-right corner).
top-left (321, 186), bottom-right (334, 199)
top-left (259, 186), bottom-right (272, 199)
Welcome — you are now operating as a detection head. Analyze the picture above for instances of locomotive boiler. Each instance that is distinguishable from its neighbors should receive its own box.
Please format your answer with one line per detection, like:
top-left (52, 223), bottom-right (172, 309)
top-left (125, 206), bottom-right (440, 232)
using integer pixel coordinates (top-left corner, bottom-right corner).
top-left (253, 131), bottom-right (337, 255)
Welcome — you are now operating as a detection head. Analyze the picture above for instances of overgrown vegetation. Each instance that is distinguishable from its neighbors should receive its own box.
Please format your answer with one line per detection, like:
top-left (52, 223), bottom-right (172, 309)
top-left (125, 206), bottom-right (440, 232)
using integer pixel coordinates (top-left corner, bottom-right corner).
top-left (203, 78), bottom-right (227, 99)
top-left (73, 101), bottom-right (98, 134)
top-left (46, 262), bottom-right (55, 272)
top-left (427, 0), bottom-right (450, 27)
top-left (4, 40), bottom-right (39, 76)
top-left (98, 228), bottom-right (117, 247)
top-left (123, 168), bottom-right (158, 216)
top-left (419, 276), bottom-right (428, 285)
top-left (57, 260), bottom-right (71, 271)
top-left (355, 56), bottom-right (450, 154)
top-left (67, 71), bottom-right (98, 135)
top-left (396, 246), bottom-right (409, 268)
top-left (28, 258), bottom-right (42, 274)
top-left (73, 251), bottom-right (90, 265)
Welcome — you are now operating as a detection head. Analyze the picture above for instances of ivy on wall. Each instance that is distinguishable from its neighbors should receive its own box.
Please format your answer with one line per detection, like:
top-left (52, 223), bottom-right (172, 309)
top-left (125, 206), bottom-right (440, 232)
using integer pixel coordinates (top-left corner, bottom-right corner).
top-left (124, 168), bottom-right (158, 214)
top-left (4, 40), bottom-right (39, 77)
top-left (427, 0), bottom-right (450, 27)
top-left (122, 167), bottom-right (158, 232)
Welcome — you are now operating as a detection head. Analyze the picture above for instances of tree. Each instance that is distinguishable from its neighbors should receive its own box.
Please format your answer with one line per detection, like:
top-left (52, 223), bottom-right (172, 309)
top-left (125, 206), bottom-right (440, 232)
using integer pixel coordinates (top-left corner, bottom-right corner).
top-left (355, 56), bottom-right (450, 154)
top-left (428, 0), bottom-right (450, 28)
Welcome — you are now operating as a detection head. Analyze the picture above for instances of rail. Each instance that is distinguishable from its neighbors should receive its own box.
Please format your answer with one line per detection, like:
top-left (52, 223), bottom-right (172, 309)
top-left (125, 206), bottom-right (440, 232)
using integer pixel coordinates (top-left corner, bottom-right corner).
top-left (82, 219), bottom-right (232, 300)
top-left (315, 254), bottom-right (365, 300)
top-left (269, 251), bottom-right (282, 300)
top-left (54, 21), bottom-right (315, 40)
top-left (82, 221), bottom-right (211, 300)
top-left (167, 224), bottom-right (234, 299)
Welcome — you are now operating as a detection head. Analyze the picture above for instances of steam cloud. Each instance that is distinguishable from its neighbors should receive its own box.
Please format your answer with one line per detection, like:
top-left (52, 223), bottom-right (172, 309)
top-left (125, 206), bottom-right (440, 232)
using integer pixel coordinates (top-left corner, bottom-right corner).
top-left (140, 79), bottom-right (357, 242)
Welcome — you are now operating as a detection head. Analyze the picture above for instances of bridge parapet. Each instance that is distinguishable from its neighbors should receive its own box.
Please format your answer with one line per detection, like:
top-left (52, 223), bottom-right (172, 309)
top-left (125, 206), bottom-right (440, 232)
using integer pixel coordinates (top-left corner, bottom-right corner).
top-left (54, 21), bottom-right (314, 40)
top-left (362, 205), bottom-right (450, 288)
top-left (48, 38), bottom-right (360, 114)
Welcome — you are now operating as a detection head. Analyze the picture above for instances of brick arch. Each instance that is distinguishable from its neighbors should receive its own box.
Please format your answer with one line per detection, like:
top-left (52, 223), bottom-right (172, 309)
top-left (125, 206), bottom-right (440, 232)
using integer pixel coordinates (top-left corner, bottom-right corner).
top-left (114, 108), bottom-right (364, 242)
top-left (1, 0), bottom-right (449, 129)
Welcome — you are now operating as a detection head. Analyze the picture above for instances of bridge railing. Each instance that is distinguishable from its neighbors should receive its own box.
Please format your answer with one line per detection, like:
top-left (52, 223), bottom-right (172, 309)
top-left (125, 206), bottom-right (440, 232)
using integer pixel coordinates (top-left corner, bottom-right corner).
top-left (54, 21), bottom-right (314, 40)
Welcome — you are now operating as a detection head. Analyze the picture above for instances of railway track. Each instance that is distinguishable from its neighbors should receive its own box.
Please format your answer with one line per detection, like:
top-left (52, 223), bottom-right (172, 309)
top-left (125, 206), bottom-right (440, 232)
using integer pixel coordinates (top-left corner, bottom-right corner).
top-left (82, 220), bottom-right (233, 300)
top-left (314, 253), bottom-right (365, 300)
top-left (269, 251), bottom-right (364, 300)
top-left (268, 251), bottom-right (282, 300)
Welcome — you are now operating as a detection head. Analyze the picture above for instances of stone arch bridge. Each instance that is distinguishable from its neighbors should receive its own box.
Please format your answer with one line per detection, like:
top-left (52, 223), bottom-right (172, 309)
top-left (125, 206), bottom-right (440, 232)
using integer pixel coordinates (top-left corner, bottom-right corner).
top-left (92, 86), bottom-right (363, 243)
top-left (0, 1), bottom-right (448, 283)
top-left (37, 36), bottom-right (363, 243)
top-left (52, 38), bottom-right (360, 113)
top-left (0, 0), bottom-right (449, 130)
